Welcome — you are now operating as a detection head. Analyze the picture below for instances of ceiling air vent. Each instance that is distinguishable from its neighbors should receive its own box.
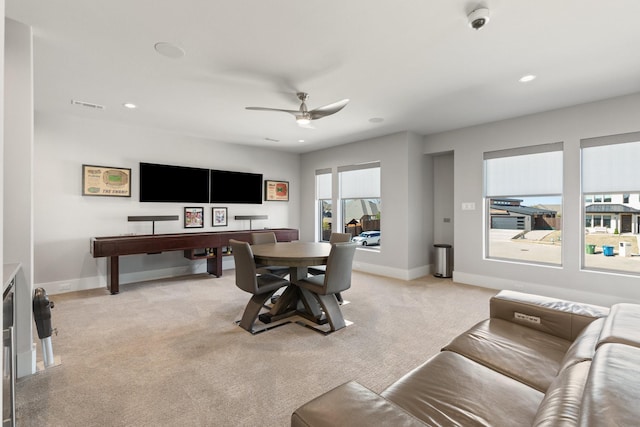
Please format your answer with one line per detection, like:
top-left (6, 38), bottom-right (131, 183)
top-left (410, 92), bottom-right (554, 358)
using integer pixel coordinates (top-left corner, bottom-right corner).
top-left (70, 99), bottom-right (105, 110)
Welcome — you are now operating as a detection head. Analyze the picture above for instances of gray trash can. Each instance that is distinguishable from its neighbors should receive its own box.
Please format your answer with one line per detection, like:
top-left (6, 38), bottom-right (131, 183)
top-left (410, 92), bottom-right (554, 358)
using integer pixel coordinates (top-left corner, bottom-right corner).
top-left (434, 244), bottom-right (452, 278)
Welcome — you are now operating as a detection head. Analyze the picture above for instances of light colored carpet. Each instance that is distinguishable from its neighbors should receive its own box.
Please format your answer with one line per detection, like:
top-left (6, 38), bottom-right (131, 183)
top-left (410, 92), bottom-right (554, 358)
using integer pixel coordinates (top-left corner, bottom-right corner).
top-left (16, 270), bottom-right (497, 427)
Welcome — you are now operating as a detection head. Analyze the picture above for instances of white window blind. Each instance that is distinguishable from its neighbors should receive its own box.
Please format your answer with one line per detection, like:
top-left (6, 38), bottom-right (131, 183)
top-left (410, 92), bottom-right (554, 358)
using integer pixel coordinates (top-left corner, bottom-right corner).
top-left (315, 169), bottom-right (332, 200)
top-left (582, 136), bottom-right (640, 193)
top-left (339, 163), bottom-right (380, 199)
top-left (484, 143), bottom-right (563, 197)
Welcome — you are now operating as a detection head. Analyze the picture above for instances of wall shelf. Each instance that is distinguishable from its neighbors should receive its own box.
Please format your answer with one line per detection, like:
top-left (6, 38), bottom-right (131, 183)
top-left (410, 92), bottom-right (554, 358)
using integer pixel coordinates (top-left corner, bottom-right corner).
top-left (234, 215), bottom-right (268, 230)
top-left (127, 215), bottom-right (179, 235)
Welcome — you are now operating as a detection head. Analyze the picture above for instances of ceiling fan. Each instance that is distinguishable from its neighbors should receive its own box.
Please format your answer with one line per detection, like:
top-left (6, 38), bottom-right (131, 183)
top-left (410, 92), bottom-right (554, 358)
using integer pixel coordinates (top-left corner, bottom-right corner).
top-left (246, 92), bottom-right (349, 127)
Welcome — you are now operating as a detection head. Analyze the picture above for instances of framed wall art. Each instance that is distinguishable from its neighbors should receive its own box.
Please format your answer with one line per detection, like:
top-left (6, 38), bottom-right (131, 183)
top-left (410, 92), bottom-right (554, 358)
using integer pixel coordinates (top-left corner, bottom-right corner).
top-left (264, 180), bottom-right (289, 201)
top-left (82, 164), bottom-right (131, 197)
top-left (184, 207), bottom-right (204, 228)
top-left (212, 207), bottom-right (228, 227)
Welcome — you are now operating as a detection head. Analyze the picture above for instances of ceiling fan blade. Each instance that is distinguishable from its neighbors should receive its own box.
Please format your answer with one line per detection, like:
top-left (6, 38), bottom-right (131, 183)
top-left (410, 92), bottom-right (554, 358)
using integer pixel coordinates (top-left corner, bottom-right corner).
top-left (245, 106), bottom-right (299, 115)
top-left (309, 99), bottom-right (349, 120)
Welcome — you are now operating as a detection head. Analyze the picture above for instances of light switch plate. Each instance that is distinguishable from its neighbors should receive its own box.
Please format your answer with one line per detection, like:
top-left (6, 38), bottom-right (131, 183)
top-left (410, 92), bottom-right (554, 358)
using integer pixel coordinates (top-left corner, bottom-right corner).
top-left (461, 202), bottom-right (476, 211)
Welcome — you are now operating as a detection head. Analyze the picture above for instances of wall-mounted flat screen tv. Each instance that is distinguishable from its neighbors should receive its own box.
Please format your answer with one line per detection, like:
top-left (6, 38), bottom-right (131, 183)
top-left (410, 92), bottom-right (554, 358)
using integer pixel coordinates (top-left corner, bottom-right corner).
top-left (139, 162), bottom-right (210, 203)
top-left (210, 169), bottom-right (263, 204)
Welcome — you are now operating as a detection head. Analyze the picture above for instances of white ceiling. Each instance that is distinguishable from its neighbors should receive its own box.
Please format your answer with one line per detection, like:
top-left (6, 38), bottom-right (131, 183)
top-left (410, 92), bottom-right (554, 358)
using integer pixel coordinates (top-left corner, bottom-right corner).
top-left (7, 1), bottom-right (640, 153)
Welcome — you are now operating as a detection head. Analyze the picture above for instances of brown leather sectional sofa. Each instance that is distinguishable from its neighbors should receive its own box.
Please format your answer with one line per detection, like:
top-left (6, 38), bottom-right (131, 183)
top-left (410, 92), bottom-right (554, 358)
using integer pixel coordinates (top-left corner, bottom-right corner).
top-left (292, 290), bottom-right (640, 426)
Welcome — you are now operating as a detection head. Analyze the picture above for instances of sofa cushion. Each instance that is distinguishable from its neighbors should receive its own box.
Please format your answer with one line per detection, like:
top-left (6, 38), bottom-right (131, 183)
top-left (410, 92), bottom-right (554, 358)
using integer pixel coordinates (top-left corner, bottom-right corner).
top-left (579, 343), bottom-right (640, 426)
top-left (442, 318), bottom-right (571, 392)
top-left (291, 381), bottom-right (426, 427)
top-left (532, 361), bottom-right (591, 427)
top-left (597, 303), bottom-right (640, 349)
top-left (490, 290), bottom-right (609, 341)
top-left (381, 351), bottom-right (544, 426)
top-left (558, 317), bottom-right (605, 372)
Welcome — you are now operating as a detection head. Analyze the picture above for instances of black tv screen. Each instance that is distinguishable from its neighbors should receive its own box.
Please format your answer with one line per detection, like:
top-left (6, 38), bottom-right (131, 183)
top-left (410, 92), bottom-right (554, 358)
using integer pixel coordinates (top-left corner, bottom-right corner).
top-left (139, 162), bottom-right (209, 203)
top-left (210, 169), bottom-right (263, 204)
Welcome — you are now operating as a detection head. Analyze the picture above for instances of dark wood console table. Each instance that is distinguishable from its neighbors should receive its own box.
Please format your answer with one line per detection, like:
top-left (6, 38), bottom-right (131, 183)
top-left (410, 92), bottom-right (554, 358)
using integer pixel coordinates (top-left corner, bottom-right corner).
top-left (90, 228), bottom-right (299, 294)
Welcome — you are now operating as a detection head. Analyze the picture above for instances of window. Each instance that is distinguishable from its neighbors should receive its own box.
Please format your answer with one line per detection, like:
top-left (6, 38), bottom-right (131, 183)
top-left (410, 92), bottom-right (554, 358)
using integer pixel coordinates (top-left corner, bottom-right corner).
top-left (316, 169), bottom-right (332, 242)
top-left (591, 195), bottom-right (612, 203)
top-left (339, 162), bottom-right (381, 249)
top-left (581, 132), bottom-right (640, 275)
top-left (484, 143), bottom-right (563, 265)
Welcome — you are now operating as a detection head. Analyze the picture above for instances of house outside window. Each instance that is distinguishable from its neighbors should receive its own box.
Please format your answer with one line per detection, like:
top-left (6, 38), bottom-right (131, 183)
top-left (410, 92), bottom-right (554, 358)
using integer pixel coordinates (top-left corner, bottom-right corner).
top-left (338, 162), bottom-right (381, 249)
top-left (484, 143), bottom-right (563, 266)
top-left (581, 132), bottom-right (640, 275)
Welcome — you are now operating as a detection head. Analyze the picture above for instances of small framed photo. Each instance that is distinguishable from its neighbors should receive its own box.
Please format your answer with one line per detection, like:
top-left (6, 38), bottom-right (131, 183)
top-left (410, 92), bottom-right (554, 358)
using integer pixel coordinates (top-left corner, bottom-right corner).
top-left (82, 164), bottom-right (131, 197)
top-left (212, 207), bottom-right (228, 227)
top-left (184, 207), bottom-right (204, 228)
top-left (265, 180), bottom-right (289, 201)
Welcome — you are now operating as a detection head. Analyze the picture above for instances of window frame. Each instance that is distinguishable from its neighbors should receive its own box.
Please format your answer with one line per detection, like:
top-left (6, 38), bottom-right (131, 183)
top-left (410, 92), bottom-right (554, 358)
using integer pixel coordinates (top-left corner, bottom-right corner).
top-left (483, 143), bottom-right (563, 266)
top-left (581, 131), bottom-right (640, 276)
top-left (338, 162), bottom-right (381, 250)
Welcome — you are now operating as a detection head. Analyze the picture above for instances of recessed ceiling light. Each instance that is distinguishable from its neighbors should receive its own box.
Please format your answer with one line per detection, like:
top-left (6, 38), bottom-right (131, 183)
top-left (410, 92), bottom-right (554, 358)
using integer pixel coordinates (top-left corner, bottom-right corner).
top-left (123, 103), bottom-right (137, 109)
top-left (298, 139), bottom-right (305, 143)
top-left (369, 117), bottom-right (384, 123)
top-left (519, 74), bottom-right (537, 83)
top-left (154, 42), bottom-right (185, 59)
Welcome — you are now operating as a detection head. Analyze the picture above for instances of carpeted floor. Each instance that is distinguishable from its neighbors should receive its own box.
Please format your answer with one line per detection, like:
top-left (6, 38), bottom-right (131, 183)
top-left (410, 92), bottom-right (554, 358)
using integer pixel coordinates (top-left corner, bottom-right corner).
top-left (16, 270), bottom-right (496, 427)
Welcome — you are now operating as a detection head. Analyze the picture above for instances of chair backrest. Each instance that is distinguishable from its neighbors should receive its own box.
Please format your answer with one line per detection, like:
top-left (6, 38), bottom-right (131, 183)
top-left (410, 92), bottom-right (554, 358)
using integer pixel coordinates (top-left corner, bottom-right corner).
top-left (329, 233), bottom-right (352, 244)
top-left (323, 242), bottom-right (357, 295)
top-left (229, 239), bottom-right (258, 294)
top-left (251, 232), bottom-right (277, 245)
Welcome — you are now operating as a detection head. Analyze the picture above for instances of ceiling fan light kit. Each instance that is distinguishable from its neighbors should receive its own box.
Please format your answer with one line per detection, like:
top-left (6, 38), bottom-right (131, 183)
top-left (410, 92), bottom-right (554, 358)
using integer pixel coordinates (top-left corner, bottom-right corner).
top-left (246, 92), bottom-right (349, 127)
top-left (296, 115), bottom-right (312, 125)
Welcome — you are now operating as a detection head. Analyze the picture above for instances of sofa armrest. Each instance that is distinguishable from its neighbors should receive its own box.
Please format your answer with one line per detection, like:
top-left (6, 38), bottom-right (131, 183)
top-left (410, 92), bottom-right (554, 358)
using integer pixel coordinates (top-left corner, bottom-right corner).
top-left (291, 381), bottom-right (426, 427)
top-left (490, 290), bottom-right (609, 341)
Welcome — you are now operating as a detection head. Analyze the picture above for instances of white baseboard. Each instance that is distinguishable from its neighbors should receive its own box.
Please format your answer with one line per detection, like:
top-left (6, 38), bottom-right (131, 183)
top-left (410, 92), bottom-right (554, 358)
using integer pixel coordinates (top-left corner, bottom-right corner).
top-left (42, 258), bottom-right (427, 294)
top-left (17, 343), bottom-right (37, 378)
top-left (42, 258), bottom-right (238, 295)
top-left (352, 261), bottom-right (430, 281)
top-left (453, 270), bottom-right (640, 306)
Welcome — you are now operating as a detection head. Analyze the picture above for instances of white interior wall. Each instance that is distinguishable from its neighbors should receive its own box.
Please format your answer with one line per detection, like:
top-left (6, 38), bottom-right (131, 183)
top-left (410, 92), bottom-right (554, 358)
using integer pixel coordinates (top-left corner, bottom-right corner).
top-left (33, 112), bottom-right (301, 294)
top-left (4, 17), bottom-right (36, 378)
top-left (1, 4), bottom-right (6, 402)
top-left (424, 92), bottom-right (640, 306)
top-left (406, 132), bottom-right (430, 272)
top-left (432, 152), bottom-right (454, 248)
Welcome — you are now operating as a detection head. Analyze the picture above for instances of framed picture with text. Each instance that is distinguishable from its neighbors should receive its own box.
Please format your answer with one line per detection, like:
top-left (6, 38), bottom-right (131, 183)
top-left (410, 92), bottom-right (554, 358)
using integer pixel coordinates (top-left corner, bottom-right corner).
top-left (82, 164), bottom-right (131, 197)
top-left (265, 180), bottom-right (289, 201)
top-left (184, 207), bottom-right (204, 228)
top-left (212, 207), bottom-right (228, 227)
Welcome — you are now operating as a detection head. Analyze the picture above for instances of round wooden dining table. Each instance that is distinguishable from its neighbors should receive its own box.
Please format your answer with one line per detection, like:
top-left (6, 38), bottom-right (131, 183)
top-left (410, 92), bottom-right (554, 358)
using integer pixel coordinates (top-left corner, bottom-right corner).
top-left (251, 241), bottom-right (331, 281)
top-left (251, 241), bottom-right (332, 324)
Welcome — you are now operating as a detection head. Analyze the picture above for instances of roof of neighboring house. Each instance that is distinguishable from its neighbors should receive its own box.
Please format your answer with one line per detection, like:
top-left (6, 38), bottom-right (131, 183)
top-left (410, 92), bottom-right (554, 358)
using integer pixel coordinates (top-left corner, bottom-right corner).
top-left (489, 205), bottom-right (557, 216)
top-left (344, 199), bottom-right (380, 224)
top-left (585, 204), bottom-right (640, 213)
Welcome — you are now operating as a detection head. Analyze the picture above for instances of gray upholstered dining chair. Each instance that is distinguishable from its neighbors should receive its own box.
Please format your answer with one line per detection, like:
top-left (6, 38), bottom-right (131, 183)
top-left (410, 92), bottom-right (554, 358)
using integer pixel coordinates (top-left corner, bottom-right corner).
top-left (250, 232), bottom-right (290, 278)
top-left (308, 233), bottom-right (352, 276)
top-left (229, 239), bottom-right (290, 333)
top-left (296, 242), bottom-right (357, 332)
top-left (308, 233), bottom-right (352, 303)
